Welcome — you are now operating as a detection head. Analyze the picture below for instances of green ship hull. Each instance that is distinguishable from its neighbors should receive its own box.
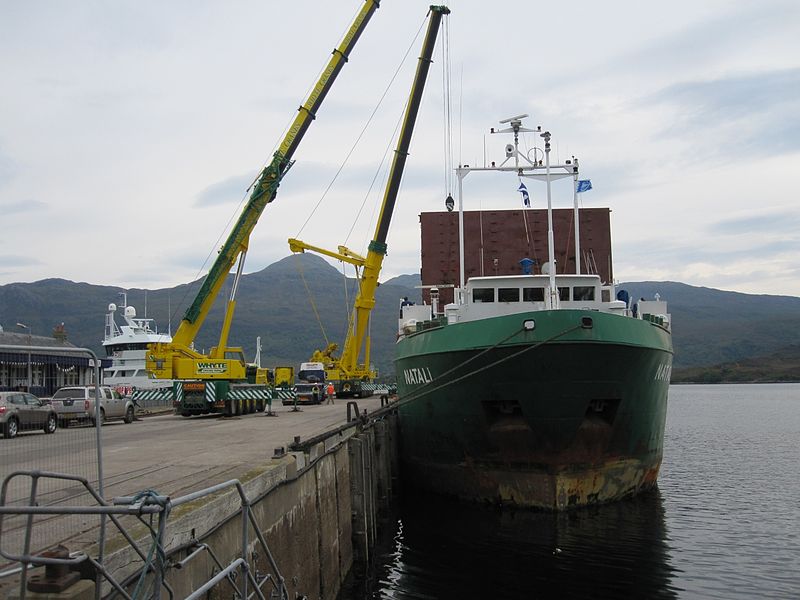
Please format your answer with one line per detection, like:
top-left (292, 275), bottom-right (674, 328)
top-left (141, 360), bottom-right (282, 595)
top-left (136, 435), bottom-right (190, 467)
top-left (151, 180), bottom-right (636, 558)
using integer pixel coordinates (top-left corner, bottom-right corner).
top-left (395, 309), bottom-right (673, 510)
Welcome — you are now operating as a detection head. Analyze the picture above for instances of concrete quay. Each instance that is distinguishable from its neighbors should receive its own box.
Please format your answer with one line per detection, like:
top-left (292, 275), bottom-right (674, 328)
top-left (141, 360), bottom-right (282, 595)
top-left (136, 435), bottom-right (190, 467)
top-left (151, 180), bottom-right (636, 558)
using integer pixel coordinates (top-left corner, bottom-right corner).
top-left (2, 396), bottom-right (400, 600)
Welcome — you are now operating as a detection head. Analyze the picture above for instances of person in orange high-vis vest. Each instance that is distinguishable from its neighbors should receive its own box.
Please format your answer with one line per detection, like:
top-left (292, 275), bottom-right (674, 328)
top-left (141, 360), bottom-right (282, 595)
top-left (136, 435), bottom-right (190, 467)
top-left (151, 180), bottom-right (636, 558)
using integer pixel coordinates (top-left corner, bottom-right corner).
top-left (326, 382), bottom-right (335, 404)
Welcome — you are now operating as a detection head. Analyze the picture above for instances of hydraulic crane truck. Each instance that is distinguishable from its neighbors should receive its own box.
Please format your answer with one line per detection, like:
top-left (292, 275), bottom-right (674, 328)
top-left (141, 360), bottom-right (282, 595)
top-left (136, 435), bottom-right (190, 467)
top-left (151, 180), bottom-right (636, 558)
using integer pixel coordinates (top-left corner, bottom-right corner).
top-left (145, 0), bottom-right (381, 416)
top-left (289, 6), bottom-right (449, 399)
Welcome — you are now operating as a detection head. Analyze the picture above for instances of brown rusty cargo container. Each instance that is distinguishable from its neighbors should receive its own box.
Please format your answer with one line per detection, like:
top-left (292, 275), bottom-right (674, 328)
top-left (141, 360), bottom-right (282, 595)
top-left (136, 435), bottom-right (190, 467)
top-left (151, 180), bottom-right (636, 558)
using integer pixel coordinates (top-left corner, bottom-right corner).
top-left (418, 208), bottom-right (613, 305)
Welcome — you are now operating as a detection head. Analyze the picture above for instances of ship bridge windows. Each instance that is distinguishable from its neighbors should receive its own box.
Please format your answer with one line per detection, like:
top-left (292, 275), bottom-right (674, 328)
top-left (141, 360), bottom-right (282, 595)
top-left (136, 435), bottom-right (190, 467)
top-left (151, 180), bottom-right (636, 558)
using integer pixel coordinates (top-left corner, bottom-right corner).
top-left (472, 285), bottom-right (599, 305)
top-left (498, 288), bottom-right (520, 302)
top-left (105, 343), bottom-right (149, 356)
top-left (472, 288), bottom-right (495, 303)
top-left (523, 287), bottom-right (545, 302)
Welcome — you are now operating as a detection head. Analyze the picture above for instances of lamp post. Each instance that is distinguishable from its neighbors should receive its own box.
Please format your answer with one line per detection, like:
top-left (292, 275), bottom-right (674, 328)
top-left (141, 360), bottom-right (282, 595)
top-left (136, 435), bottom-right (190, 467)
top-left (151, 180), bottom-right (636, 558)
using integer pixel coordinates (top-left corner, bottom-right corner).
top-left (16, 322), bottom-right (32, 392)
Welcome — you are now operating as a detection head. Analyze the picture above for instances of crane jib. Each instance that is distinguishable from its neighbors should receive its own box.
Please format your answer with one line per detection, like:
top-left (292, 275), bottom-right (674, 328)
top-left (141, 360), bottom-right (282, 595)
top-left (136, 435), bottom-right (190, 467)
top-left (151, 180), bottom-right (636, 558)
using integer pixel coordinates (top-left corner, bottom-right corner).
top-left (175, 0), bottom-right (381, 333)
top-left (374, 6), bottom-right (448, 246)
top-left (335, 6), bottom-right (450, 376)
top-left (282, 1), bottom-right (379, 161)
top-left (182, 153), bottom-right (292, 325)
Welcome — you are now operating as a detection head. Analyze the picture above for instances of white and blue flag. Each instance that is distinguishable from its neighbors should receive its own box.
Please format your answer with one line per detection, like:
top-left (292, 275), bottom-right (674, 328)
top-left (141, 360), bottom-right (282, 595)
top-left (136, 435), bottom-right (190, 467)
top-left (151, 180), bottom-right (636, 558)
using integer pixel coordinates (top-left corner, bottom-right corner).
top-left (576, 179), bottom-right (593, 193)
top-left (518, 182), bottom-right (530, 207)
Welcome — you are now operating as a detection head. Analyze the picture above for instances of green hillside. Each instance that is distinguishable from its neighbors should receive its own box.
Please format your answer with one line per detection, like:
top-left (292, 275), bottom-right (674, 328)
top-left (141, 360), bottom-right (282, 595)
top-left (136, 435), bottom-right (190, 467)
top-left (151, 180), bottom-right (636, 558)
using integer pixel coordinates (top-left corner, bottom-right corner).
top-left (1, 264), bottom-right (798, 379)
top-left (672, 345), bottom-right (800, 383)
top-left (620, 281), bottom-right (800, 369)
top-left (0, 254), bottom-right (421, 377)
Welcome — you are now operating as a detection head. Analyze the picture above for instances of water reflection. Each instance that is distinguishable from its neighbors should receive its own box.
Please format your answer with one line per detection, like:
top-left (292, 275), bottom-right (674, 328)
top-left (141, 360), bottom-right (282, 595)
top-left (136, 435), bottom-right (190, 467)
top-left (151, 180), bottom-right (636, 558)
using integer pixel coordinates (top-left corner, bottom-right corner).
top-left (342, 385), bottom-right (800, 599)
top-left (345, 488), bottom-right (680, 599)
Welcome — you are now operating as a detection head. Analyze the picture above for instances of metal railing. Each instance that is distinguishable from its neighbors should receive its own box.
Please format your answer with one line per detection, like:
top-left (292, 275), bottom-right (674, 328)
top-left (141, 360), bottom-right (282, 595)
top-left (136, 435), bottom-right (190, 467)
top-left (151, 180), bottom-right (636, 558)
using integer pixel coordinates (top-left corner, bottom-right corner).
top-left (0, 344), bottom-right (109, 591)
top-left (0, 471), bottom-right (289, 600)
top-left (0, 343), bottom-right (289, 599)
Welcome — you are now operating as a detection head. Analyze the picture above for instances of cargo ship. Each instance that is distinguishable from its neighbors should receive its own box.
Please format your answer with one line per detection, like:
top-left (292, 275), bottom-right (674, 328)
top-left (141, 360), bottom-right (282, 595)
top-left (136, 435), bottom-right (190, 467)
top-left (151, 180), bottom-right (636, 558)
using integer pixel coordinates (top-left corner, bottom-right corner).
top-left (395, 115), bottom-right (673, 509)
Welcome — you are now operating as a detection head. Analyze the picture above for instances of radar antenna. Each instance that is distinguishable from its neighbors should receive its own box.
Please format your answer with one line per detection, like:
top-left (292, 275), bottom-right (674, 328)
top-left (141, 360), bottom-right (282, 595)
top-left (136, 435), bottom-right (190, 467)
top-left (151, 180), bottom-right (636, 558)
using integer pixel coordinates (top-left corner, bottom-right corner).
top-left (490, 114), bottom-right (541, 168)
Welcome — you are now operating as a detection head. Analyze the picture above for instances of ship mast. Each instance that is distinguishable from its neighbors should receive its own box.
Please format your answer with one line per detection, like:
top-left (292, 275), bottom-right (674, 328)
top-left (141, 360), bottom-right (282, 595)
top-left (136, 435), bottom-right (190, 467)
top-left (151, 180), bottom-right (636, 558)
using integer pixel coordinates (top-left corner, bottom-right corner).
top-left (455, 115), bottom-right (579, 307)
top-left (542, 130), bottom-right (557, 308)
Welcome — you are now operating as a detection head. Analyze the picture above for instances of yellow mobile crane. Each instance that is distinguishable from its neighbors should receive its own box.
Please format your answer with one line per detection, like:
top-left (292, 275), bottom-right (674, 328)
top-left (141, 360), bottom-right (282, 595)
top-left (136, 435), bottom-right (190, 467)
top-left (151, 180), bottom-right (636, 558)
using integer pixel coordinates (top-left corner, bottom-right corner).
top-left (289, 5), bottom-right (450, 399)
top-left (145, 0), bottom-right (381, 416)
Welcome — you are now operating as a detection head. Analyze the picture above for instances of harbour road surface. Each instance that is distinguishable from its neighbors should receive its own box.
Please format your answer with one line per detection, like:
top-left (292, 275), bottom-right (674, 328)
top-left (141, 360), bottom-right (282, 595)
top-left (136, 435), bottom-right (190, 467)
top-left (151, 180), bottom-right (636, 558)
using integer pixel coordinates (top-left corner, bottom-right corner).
top-left (0, 396), bottom-right (389, 570)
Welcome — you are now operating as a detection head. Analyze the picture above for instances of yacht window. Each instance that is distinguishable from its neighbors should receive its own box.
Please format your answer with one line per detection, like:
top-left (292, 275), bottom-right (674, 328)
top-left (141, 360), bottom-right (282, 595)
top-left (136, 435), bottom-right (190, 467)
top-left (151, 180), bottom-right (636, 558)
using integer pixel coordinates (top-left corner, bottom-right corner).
top-left (602, 289), bottom-right (611, 302)
top-left (558, 287), bottom-right (570, 301)
top-left (523, 287), bottom-right (545, 302)
top-left (498, 288), bottom-right (519, 302)
top-left (573, 286), bottom-right (595, 301)
top-left (472, 288), bottom-right (495, 303)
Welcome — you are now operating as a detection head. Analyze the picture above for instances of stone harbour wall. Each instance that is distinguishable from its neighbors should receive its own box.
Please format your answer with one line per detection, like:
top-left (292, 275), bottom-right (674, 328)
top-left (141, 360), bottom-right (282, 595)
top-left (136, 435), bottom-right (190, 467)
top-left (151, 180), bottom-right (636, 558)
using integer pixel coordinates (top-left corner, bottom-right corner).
top-left (93, 412), bottom-right (399, 600)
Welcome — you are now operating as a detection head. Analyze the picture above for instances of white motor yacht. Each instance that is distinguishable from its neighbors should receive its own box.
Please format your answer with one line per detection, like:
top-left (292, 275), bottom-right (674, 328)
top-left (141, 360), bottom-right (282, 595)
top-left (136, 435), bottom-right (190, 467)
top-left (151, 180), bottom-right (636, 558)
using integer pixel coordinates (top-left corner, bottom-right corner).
top-left (102, 294), bottom-right (172, 394)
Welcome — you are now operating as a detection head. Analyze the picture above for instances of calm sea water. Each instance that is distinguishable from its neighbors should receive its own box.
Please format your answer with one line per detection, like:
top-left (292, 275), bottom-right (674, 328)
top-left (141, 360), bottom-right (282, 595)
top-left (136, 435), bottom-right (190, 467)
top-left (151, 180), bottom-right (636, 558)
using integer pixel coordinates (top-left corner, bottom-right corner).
top-left (341, 384), bottom-right (800, 599)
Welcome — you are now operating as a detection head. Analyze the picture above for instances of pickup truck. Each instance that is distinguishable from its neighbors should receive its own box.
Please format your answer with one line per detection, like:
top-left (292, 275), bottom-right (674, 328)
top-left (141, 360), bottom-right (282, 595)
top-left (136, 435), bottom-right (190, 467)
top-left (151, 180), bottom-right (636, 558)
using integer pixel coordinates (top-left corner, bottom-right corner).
top-left (287, 362), bottom-right (327, 405)
top-left (291, 382), bottom-right (326, 405)
top-left (50, 386), bottom-right (135, 427)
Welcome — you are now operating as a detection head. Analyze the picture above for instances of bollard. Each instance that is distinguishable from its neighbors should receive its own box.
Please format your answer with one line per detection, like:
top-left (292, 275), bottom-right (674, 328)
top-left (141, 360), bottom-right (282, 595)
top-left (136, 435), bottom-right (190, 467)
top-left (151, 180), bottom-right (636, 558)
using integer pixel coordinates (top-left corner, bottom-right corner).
top-left (346, 401), bottom-right (360, 423)
top-left (27, 546), bottom-right (82, 593)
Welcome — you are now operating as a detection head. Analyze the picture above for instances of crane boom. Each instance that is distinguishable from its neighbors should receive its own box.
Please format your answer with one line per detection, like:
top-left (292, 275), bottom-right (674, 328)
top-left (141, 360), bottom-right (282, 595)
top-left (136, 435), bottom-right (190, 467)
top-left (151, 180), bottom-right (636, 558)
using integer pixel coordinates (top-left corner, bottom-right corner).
top-left (147, 0), bottom-right (381, 382)
top-left (292, 5), bottom-right (450, 395)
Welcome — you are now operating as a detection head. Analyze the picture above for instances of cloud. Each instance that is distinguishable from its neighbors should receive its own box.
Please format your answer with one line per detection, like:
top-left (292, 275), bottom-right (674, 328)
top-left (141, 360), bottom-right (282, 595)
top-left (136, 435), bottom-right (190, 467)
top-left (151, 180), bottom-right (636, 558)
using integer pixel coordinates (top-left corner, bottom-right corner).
top-left (655, 68), bottom-right (797, 118)
top-left (617, 234), bottom-right (799, 270)
top-left (611, 3), bottom-right (797, 77)
top-left (194, 174), bottom-right (255, 207)
top-left (0, 200), bottom-right (47, 215)
top-left (644, 68), bottom-right (800, 156)
top-left (709, 211), bottom-right (800, 236)
top-left (0, 255), bottom-right (43, 268)
top-left (1, 1), bottom-right (799, 297)
top-left (0, 149), bottom-right (16, 188)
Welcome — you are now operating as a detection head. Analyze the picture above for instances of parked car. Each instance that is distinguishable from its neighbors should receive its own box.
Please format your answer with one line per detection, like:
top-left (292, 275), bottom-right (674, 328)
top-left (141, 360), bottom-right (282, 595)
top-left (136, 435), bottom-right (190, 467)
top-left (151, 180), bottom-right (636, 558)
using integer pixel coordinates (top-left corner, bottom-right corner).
top-left (50, 386), bottom-right (135, 427)
top-left (0, 391), bottom-right (58, 438)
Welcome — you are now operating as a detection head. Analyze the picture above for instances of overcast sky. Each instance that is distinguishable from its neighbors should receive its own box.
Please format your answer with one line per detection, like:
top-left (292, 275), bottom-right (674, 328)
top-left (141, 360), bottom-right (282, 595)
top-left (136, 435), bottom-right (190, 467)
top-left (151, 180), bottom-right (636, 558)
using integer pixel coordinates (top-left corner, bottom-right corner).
top-left (1, 0), bottom-right (799, 298)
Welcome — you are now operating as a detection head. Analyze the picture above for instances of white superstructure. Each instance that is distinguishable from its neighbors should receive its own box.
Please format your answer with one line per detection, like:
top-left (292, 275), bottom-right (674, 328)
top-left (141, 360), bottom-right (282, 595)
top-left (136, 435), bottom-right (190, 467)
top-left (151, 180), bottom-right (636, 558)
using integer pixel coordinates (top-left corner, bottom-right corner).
top-left (102, 294), bottom-right (172, 393)
top-left (398, 114), bottom-right (670, 336)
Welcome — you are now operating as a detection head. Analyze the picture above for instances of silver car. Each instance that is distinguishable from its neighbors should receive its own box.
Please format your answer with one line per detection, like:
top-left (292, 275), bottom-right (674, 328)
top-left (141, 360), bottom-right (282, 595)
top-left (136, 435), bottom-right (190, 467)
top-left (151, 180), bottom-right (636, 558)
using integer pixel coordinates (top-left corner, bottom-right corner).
top-left (50, 386), bottom-right (135, 427)
top-left (0, 391), bottom-right (58, 438)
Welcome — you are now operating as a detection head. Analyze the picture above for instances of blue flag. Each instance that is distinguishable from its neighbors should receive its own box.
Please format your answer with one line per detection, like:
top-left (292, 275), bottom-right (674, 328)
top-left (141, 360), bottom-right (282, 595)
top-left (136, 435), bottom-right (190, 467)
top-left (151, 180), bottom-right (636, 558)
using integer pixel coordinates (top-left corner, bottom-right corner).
top-left (576, 179), bottom-right (592, 193)
top-left (518, 182), bottom-right (530, 207)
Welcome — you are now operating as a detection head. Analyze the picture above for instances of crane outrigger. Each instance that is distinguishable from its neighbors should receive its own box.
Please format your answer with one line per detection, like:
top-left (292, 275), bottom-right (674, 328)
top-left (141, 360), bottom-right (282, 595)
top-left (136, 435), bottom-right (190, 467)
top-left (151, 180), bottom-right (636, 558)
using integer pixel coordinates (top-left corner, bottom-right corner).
top-left (289, 5), bottom-right (450, 398)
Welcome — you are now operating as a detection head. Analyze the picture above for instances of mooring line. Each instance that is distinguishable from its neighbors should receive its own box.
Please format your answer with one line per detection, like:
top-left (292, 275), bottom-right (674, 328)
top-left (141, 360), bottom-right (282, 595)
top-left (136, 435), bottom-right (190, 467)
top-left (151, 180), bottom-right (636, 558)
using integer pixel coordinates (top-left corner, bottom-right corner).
top-left (394, 323), bottom-right (582, 409)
